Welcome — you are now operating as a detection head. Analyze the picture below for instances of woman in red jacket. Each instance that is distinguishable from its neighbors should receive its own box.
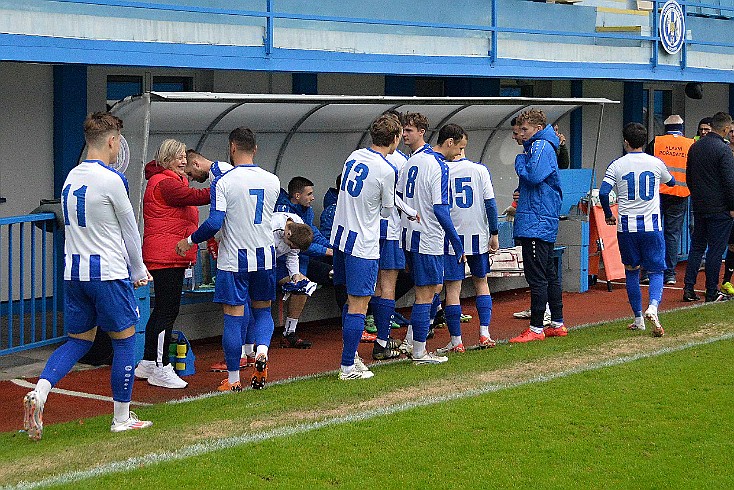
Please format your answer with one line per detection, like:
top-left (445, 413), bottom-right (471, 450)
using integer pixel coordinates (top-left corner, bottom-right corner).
top-left (134, 139), bottom-right (210, 389)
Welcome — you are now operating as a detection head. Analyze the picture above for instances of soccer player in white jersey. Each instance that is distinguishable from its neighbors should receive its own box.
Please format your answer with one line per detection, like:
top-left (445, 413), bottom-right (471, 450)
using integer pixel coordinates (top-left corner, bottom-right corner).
top-left (437, 148), bottom-right (500, 354)
top-left (331, 114), bottom-right (401, 380)
top-left (600, 122), bottom-right (674, 337)
top-left (177, 128), bottom-right (280, 391)
top-left (23, 112), bottom-right (153, 440)
top-left (370, 111), bottom-right (420, 360)
top-left (399, 123), bottom-right (467, 364)
top-left (400, 112), bottom-right (444, 330)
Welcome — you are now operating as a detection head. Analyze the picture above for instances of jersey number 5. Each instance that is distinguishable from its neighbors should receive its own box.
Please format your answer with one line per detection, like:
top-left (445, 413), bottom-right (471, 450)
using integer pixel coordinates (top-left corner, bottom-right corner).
top-left (341, 159), bottom-right (370, 197)
top-left (454, 177), bottom-right (473, 208)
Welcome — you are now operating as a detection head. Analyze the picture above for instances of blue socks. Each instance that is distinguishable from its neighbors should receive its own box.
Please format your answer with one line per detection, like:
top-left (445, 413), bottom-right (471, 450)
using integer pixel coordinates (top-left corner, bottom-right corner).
top-left (371, 297), bottom-right (395, 342)
top-left (223, 314), bottom-right (243, 371)
top-left (625, 269), bottom-right (642, 317)
top-left (444, 304), bottom-right (462, 337)
top-left (252, 307), bottom-right (275, 348)
top-left (430, 293), bottom-right (441, 321)
top-left (341, 312), bottom-right (365, 367)
top-left (40, 337), bottom-right (93, 387)
top-left (648, 271), bottom-right (663, 307)
top-left (475, 294), bottom-right (492, 327)
top-left (110, 335), bottom-right (135, 403)
top-left (411, 303), bottom-right (432, 342)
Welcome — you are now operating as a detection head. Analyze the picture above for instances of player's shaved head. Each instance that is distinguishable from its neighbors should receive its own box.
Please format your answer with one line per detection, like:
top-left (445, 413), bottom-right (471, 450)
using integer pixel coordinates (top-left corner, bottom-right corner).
top-left (84, 112), bottom-right (123, 146)
top-left (370, 114), bottom-right (403, 147)
top-left (229, 127), bottom-right (257, 153)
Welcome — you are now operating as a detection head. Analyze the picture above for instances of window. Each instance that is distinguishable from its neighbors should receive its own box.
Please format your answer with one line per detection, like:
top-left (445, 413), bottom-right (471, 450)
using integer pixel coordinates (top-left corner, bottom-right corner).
top-left (152, 76), bottom-right (193, 92)
top-left (107, 75), bottom-right (143, 106)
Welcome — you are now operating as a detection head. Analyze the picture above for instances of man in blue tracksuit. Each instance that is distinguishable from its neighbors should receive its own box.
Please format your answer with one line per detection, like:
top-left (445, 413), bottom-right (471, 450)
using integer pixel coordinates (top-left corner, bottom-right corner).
top-left (274, 176), bottom-right (333, 347)
top-left (510, 109), bottom-right (568, 343)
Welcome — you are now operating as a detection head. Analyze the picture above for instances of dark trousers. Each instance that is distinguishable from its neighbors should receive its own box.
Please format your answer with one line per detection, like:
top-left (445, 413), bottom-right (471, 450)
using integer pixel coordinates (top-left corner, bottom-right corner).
top-left (143, 267), bottom-right (185, 365)
top-left (519, 237), bottom-right (563, 327)
top-left (684, 212), bottom-right (734, 299)
top-left (660, 194), bottom-right (688, 277)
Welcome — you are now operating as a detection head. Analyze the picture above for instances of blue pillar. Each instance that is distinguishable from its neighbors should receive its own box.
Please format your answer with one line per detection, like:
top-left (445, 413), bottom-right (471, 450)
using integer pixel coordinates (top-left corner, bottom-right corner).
top-left (292, 73), bottom-right (317, 95)
top-left (730, 84), bottom-right (734, 117)
top-left (570, 80), bottom-right (583, 169)
top-left (623, 81), bottom-right (644, 125)
top-left (385, 76), bottom-right (416, 96)
top-left (53, 64), bottom-right (87, 312)
top-left (53, 65), bottom-right (87, 197)
top-left (444, 77), bottom-right (500, 96)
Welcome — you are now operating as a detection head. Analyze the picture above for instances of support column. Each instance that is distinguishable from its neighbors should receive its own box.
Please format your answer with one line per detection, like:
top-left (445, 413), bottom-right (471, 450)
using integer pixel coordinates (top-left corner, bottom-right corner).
top-left (623, 81), bottom-right (644, 125)
top-left (570, 80), bottom-right (583, 169)
top-left (53, 64), bottom-right (87, 311)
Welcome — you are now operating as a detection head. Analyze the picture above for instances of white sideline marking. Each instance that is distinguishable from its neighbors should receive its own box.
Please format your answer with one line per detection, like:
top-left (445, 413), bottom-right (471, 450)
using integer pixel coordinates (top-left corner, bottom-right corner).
top-left (9, 379), bottom-right (151, 407)
top-left (9, 332), bottom-right (733, 490)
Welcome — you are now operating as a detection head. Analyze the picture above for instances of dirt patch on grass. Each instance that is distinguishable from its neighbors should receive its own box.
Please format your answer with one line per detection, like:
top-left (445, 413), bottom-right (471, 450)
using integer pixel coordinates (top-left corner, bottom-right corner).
top-left (3, 323), bottom-right (731, 486)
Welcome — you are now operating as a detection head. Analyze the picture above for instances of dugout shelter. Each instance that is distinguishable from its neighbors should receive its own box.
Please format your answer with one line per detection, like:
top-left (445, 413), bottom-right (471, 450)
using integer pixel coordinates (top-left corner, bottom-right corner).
top-left (109, 92), bottom-right (617, 226)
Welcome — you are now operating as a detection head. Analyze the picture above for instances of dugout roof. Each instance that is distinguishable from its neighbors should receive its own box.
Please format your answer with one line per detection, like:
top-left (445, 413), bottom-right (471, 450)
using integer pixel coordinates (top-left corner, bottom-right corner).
top-left (109, 92), bottom-right (617, 223)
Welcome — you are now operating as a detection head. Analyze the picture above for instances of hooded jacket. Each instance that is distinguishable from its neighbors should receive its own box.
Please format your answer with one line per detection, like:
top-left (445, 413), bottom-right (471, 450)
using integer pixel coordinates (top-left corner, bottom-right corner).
top-left (319, 186), bottom-right (339, 239)
top-left (513, 125), bottom-right (563, 243)
top-left (274, 188), bottom-right (332, 257)
top-left (142, 160), bottom-right (210, 269)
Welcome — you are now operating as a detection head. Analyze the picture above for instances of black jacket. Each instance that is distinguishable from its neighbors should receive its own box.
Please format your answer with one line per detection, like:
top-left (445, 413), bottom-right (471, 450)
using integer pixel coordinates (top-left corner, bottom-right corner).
top-left (686, 132), bottom-right (734, 215)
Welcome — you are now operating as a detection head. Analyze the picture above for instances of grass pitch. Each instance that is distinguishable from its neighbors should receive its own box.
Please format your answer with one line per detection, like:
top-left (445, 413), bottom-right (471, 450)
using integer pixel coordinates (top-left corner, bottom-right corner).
top-left (3, 301), bottom-right (734, 489)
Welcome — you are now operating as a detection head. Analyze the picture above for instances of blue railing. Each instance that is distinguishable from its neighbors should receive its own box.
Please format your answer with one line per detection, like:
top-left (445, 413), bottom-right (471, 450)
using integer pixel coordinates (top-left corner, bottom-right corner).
top-left (25, 0), bottom-right (734, 77)
top-left (0, 213), bottom-right (62, 356)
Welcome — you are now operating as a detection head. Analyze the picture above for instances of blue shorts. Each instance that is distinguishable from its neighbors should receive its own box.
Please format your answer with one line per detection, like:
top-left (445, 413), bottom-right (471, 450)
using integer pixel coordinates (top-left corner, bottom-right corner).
top-left (64, 279), bottom-right (139, 334)
top-left (379, 239), bottom-right (406, 271)
top-left (405, 252), bottom-right (444, 287)
top-left (444, 253), bottom-right (490, 281)
top-left (617, 231), bottom-right (666, 272)
top-left (333, 249), bottom-right (379, 297)
top-left (214, 269), bottom-right (276, 305)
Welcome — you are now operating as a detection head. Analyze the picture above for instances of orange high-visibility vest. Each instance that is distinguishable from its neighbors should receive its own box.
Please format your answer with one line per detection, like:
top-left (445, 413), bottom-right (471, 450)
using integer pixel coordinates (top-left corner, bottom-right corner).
top-left (654, 133), bottom-right (694, 198)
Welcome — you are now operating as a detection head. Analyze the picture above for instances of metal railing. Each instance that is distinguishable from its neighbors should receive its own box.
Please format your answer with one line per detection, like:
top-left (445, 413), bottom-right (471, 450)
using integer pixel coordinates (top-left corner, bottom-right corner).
top-left (0, 213), bottom-right (62, 356)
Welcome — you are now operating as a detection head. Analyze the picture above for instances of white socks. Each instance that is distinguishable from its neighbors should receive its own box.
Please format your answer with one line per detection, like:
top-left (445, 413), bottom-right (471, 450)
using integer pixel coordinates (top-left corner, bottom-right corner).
top-left (451, 335), bottom-right (463, 346)
top-left (35, 379), bottom-right (52, 405)
top-left (285, 317), bottom-right (298, 335)
top-left (479, 325), bottom-right (490, 338)
top-left (113, 401), bottom-right (130, 423)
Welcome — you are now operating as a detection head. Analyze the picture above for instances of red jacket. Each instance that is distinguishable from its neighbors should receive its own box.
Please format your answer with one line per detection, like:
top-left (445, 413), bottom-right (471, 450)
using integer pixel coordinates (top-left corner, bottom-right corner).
top-left (142, 160), bottom-right (210, 270)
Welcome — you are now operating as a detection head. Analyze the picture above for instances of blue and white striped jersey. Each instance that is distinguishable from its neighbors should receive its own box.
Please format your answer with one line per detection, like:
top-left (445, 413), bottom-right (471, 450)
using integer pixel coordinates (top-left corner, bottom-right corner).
top-left (446, 158), bottom-right (495, 255)
top-left (61, 160), bottom-right (134, 281)
top-left (398, 147), bottom-right (450, 255)
top-left (212, 164), bottom-right (280, 272)
top-left (331, 148), bottom-right (396, 259)
top-left (602, 152), bottom-right (673, 233)
top-left (382, 149), bottom-right (407, 240)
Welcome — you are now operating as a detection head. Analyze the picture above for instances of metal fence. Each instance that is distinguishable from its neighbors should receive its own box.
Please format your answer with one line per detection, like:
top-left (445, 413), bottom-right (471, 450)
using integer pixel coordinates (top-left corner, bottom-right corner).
top-left (0, 213), bottom-right (62, 356)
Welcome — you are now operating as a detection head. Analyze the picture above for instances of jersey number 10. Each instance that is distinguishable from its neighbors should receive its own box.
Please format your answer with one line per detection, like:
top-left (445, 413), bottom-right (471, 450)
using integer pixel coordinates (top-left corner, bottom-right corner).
top-left (621, 171), bottom-right (655, 202)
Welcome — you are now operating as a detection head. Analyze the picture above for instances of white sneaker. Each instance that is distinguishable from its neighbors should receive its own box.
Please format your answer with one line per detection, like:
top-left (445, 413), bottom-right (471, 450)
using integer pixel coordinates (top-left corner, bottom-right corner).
top-left (23, 391), bottom-right (44, 441)
top-left (353, 354), bottom-right (369, 373)
top-left (513, 308), bottom-right (531, 319)
top-left (412, 352), bottom-right (449, 365)
top-left (339, 369), bottom-right (374, 380)
top-left (110, 411), bottom-right (153, 432)
top-left (147, 363), bottom-right (188, 389)
top-left (644, 307), bottom-right (664, 337)
top-left (398, 339), bottom-right (413, 356)
top-left (134, 360), bottom-right (156, 379)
